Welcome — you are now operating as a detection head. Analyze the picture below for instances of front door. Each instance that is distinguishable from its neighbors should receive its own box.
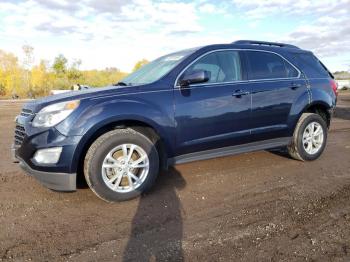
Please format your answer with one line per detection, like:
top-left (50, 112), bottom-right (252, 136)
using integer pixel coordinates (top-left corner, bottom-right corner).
top-left (174, 50), bottom-right (252, 156)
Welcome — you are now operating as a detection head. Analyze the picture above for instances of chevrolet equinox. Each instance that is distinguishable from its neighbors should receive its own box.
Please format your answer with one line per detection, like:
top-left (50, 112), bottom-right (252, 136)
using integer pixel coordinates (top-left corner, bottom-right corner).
top-left (12, 40), bottom-right (337, 202)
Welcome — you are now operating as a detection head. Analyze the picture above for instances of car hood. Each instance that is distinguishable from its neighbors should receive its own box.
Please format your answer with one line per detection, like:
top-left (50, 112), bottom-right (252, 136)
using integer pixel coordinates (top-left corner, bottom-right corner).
top-left (22, 85), bottom-right (139, 113)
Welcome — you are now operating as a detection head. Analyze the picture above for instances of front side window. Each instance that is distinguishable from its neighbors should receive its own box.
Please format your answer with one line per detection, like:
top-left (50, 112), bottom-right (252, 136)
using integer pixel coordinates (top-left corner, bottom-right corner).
top-left (245, 51), bottom-right (299, 80)
top-left (179, 50), bottom-right (242, 85)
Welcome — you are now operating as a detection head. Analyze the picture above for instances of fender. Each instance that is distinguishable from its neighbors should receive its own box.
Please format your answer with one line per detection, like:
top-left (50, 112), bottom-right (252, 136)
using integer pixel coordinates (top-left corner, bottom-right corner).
top-left (56, 95), bottom-right (175, 173)
top-left (286, 82), bottom-right (335, 136)
top-left (310, 85), bottom-right (335, 109)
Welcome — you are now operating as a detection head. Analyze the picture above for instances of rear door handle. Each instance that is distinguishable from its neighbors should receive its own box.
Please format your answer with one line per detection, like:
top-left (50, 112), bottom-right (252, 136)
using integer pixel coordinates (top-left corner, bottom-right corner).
top-left (232, 89), bottom-right (249, 98)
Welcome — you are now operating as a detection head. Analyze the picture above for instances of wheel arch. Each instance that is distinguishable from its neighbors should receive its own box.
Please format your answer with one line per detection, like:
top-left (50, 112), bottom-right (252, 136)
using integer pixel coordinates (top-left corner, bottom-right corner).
top-left (288, 96), bottom-right (333, 137)
top-left (303, 101), bottom-right (332, 127)
top-left (72, 118), bottom-right (170, 186)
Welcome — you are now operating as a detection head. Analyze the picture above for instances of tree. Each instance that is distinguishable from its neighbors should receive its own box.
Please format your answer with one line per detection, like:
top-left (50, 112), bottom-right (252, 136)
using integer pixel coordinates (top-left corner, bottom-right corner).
top-left (31, 60), bottom-right (51, 96)
top-left (22, 45), bottom-right (34, 69)
top-left (52, 54), bottom-right (68, 76)
top-left (0, 47), bottom-right (130, 98)
top-left (0, 49), bottom-right (22, 96)
top-left (132, 59), bottom-right (149, 72)
top-left (67, 59), bottom-right (82, 83)
top-left (22, 45), bottom-right (34, 96)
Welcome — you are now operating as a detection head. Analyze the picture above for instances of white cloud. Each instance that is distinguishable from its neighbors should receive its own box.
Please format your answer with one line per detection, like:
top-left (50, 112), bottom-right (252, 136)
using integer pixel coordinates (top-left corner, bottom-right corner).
top-left (199, 3), bottom-right (216, 14)
top-left (231, 0), bottom-right (344, 19)
top-left (0, 0), bottom-right (208, 71)
top-left (0, 0), bottom-right (349, 72)
top-left (231, 0), bottom-right (350, 71)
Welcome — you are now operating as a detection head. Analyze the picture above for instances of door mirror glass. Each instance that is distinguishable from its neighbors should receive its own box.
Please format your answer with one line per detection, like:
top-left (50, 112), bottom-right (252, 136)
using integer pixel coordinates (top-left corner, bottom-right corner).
top-left (179, 70), bottom-right (210, 87)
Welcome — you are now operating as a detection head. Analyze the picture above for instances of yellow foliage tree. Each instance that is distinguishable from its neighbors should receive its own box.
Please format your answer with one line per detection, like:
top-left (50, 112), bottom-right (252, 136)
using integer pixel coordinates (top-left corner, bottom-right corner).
top-left (132, 59), bottom-right (149, 72)
top-left (31, 60), bottom-right (52, 97)
top-left (0, 48), bottom-right (130, 98)
top-left (0, 50), bottom-right (23, 97)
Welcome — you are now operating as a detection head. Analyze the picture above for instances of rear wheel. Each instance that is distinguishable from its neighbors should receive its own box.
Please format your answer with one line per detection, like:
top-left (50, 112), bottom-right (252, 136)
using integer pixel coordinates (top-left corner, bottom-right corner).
top-left (84, 128), bottom-right (159, 202)
top-left (288, 113), bottom-right (328, 161)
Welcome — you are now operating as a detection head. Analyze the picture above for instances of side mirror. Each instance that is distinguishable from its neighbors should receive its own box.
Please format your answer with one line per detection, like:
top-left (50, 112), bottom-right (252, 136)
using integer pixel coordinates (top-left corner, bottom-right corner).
top-left (179, 70), bottom-right (210, 87)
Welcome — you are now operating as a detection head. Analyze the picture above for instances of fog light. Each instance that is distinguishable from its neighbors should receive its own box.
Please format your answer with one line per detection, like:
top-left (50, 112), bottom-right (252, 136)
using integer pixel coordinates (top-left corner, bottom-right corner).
top-left (33, 147), bottom-right (62, 164)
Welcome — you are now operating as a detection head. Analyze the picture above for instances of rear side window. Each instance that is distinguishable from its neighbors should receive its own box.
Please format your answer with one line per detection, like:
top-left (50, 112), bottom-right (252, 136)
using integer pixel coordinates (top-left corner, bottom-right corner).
top-left (181, 50), bottom-right (242, 84)
top-left (292, 53), bottom-right (330, 78)
top-left (245, 51), bottom-right (299, 80)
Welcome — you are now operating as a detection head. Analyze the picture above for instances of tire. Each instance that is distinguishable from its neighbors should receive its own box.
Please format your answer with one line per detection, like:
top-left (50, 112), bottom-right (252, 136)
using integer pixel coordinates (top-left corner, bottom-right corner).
top-left (84, 128), bottom-right (159, 202)
top-left (288, 113), bottom-right (328, 161)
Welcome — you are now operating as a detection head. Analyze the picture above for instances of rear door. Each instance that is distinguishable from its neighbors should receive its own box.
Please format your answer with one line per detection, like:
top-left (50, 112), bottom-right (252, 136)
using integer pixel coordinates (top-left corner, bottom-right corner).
top-left (244, 50), bottom-right (307, 140)
top-left (174, 50), bottom-right (252, 155)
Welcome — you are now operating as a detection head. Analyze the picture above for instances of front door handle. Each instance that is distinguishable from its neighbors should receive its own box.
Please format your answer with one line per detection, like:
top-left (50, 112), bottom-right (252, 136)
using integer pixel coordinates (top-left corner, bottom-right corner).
top-left (232, 90), bottom-right (249, 98)
top-left (290, 83), bottom-right (302, 90)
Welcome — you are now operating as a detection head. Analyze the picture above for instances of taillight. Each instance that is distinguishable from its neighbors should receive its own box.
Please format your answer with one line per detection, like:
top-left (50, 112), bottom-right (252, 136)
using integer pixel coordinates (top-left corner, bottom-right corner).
top-left (330, 79), bottom-right (338, 96)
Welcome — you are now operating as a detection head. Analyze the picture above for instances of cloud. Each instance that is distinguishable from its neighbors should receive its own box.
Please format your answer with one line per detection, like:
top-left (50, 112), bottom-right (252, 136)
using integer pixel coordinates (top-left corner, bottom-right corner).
top-left (199, 3), bottom-right (216, 14)
top-left (0, 0), bottom-right (349, 72)
top-left (285, 19), bottom-right (350, 57)
top-left (35, 23), bottom-right (81, 35)
top-left (32, 0), bottom-right (81, 14)
top-left (86, 0), bottom-right (133, 14)
top-left (230, 0), bottom-right (350, 63)
top-left (232, 0), bottom-right (337, 19)
top-left (281, 2), bottom-right (350, 59)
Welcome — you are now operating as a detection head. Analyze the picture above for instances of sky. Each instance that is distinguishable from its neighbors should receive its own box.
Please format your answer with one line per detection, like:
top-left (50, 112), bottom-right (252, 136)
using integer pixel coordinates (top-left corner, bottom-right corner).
top-left (0, 0), bottom-right (349, 72)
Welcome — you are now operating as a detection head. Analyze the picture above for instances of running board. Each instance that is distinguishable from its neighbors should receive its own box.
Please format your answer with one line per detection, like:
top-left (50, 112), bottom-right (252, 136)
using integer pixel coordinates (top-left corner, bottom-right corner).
top-left (168, 137), bottom-right (291, 165)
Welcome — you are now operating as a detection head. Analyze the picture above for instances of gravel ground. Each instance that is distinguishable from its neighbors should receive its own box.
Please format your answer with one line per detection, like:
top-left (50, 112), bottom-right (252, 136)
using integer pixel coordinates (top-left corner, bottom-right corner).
top-left (0, 92), bottom-right (350, 262)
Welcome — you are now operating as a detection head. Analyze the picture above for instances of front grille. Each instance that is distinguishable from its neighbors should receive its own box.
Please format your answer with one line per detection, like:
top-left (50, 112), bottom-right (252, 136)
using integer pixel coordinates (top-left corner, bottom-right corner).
top-left (14, 108), bottom-right (33, 147)
top-left (14, 124), bottom-right (26, 147)
top-left (20, 108), bottom-right (33, 117)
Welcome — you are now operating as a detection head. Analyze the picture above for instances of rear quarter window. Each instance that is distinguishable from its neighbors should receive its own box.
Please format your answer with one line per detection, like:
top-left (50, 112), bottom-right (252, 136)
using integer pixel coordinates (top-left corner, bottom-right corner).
top-left (292, 53), bottom-right (330, 78)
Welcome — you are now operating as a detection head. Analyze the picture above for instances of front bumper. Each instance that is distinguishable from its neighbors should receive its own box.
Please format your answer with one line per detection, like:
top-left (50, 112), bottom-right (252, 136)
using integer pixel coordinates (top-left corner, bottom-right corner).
top-left (12, 104), bottom-right (80, 192)
top-left (17, 155), bottom-right (76, 191)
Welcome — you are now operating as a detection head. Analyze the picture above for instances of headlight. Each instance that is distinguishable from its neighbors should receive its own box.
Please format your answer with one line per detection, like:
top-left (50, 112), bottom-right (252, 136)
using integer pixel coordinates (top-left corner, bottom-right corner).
top-left (32, 100), bottom-right (80, 127)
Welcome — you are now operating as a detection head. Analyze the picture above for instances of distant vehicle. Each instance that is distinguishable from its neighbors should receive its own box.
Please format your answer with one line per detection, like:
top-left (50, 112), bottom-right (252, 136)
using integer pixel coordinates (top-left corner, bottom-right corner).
top-left (73, 84), bottom-right (90, 91)
top-left (50, 84), bottom-right (90, 95)
top-left (336, 80), bottom-right (350, 90)
top-left (12, 40), bottom-right (337, 202)
top-left (50, 90), bottom-right (70, 95)
top-left (11, 94), bottom-right (19, 99)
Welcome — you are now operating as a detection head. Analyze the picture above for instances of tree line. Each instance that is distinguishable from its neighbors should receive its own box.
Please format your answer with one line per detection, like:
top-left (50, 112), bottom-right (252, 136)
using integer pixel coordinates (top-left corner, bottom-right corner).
top-left (0, 45), bottom-right (148, 98)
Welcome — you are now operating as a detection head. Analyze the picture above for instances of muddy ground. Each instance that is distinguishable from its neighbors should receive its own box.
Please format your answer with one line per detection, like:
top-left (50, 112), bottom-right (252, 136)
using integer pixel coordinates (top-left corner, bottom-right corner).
top-left (0, 92), bottom-right (350, 262)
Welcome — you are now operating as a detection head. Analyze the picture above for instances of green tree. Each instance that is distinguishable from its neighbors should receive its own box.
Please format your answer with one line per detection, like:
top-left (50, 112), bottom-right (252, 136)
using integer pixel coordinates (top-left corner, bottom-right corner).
top-left (52, 54), bottom-right (68, 76)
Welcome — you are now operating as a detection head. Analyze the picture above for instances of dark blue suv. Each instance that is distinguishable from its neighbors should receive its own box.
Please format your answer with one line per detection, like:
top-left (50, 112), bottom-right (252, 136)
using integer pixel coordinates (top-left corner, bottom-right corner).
top-left (13, 40), bottom-right (337, 202)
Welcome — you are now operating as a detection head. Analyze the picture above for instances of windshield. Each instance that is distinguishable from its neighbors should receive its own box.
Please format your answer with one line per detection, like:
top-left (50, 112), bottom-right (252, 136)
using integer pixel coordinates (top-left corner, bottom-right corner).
top-left (120, 49), bottom-right (196, 85)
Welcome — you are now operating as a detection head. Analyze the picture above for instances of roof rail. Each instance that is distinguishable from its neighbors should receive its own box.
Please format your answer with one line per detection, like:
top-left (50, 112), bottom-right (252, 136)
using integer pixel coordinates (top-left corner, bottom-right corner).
top-left (232, 40), bottom-right (299, 49)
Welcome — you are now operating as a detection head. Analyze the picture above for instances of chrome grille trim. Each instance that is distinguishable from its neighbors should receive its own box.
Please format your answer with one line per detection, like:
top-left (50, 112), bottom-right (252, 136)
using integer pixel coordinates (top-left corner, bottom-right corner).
top-left (14, 124), bottom-right (25, 147)
top-left (20, 108), bottom-right (34, 117)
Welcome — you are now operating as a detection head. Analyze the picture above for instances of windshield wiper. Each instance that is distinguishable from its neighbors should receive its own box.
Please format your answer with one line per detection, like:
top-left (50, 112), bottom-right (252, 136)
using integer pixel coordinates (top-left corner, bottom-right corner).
top-left (113, 82), bottom-right (129, 86)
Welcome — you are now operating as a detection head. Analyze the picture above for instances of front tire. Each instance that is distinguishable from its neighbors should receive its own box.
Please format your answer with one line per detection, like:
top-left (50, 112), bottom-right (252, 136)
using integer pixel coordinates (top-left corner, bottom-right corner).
top-left (84, 128), bottom-right (159, 202)
top-left (288, 113), bottom-right (328, 161)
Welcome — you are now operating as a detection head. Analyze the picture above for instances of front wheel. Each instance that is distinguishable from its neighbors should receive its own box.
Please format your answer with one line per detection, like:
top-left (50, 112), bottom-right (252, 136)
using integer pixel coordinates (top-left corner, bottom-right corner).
top-left (288, 113), bottom-right (328, 161)
top-left (84, 128), bottom-right (159, 202)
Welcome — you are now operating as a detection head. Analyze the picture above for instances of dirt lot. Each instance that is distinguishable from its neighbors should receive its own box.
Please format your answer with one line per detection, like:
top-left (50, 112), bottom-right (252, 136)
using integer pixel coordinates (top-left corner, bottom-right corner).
top-left (1, 92), bottom-right (350, 262)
